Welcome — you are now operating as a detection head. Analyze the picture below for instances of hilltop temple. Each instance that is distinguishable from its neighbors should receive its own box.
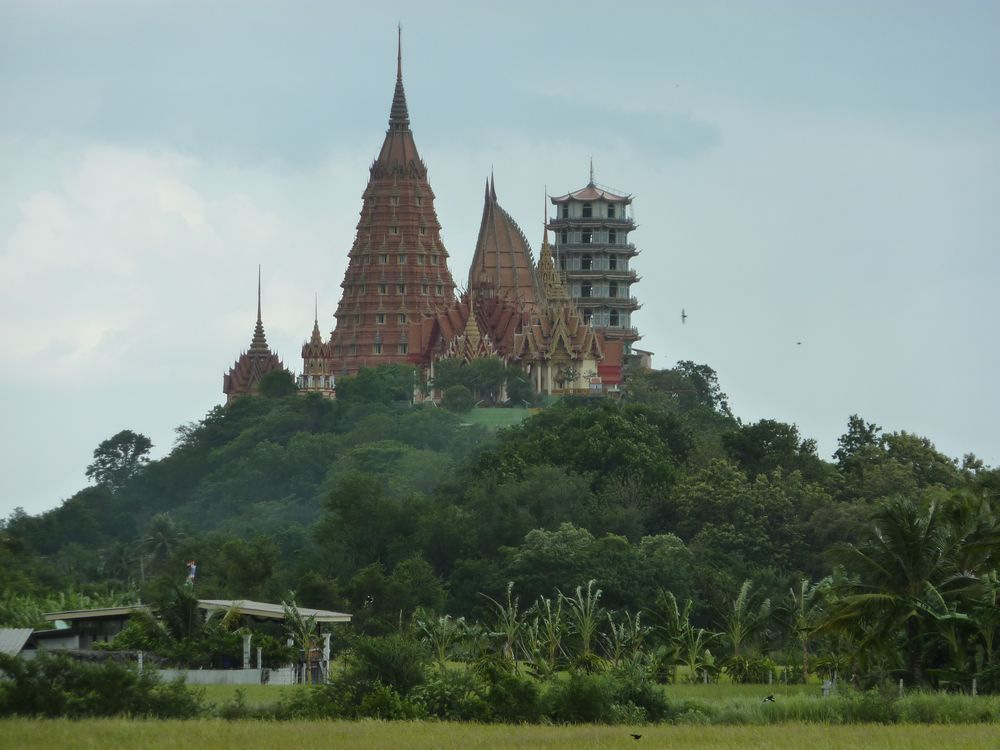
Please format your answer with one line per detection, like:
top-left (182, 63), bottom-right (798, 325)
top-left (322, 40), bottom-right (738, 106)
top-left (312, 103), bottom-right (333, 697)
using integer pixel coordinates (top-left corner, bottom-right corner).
top-left (222, 270), bottom-right (291, 403)
top-left (223, 33), bottom-right (641, 402)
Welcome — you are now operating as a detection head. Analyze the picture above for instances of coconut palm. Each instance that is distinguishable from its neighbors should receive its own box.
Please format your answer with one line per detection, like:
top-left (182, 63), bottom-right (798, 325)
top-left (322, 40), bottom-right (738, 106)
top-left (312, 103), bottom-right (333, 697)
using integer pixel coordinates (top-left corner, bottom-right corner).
top-left (820, 494), bottom-right (999, 686)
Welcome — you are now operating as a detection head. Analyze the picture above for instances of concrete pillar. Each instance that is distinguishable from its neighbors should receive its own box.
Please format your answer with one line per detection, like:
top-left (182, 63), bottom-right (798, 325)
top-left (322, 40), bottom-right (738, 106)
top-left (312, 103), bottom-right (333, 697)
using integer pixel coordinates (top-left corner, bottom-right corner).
top-left (243, 633), bottom-right (253, 670)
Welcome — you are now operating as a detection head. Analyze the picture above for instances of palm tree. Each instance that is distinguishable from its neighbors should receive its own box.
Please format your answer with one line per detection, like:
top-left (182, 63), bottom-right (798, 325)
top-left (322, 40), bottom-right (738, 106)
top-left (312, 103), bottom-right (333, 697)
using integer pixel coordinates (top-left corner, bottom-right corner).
top-left (779, 577), bottom-right (831, 682)
top-left (820, 494), bottom-right (999, 686)
top-left (140, 513), bottom-right (183, 579)
top-left (282, 598), bottom-right (319, 684)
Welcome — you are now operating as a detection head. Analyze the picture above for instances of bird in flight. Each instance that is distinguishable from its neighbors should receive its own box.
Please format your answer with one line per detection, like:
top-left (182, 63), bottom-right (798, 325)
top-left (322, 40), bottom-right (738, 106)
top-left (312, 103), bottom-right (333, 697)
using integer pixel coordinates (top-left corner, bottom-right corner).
top-left (681, 309), bottom-right (687, 324)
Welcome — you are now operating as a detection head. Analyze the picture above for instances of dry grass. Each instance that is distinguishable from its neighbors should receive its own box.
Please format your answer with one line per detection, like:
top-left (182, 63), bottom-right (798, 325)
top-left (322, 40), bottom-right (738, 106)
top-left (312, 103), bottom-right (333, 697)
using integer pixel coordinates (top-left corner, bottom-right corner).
top-left (2, 720), bottom-right (999, 750)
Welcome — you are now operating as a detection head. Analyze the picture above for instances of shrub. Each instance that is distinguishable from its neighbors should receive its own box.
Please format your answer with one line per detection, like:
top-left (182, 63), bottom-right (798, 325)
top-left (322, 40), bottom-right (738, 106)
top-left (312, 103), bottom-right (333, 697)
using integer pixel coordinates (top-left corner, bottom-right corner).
top-left (723, 655), bottom-right (776, 684)
top-left (358, 683), bottom-right (424, 719)
top-left (350, 634), bottom-right (430, 696)
top-left (543, 673), bottom-right (616, 723)
top-left (480, 664), bottom-right (542, 723)
top-left (0, 652), bottom-right (203, 718)
top-left (442, 385), bottom-right (474, 413)
top-left (413, 670), bottom-right (490, 721)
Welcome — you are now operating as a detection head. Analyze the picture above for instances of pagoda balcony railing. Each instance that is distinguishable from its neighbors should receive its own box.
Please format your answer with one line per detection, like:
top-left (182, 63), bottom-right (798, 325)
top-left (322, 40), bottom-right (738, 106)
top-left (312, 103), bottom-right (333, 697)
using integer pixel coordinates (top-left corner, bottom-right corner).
top-left (596, 326), bottom-right (641, 338)
top-left (555, 242), bottom-right (639, 256)
top-left (576, 295), bottom-right (641, 308)
top-left (548, 216), bottom-right (635, 227)
top-left (560, 268), bottom-right (640, 281)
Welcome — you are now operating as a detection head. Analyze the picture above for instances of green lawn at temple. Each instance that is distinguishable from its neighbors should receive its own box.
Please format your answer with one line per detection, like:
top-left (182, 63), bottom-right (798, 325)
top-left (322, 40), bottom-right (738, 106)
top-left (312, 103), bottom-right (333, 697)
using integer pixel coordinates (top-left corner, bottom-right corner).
top-left (460, 406), bottom-right (536, 429)
top-left (1, 720), bottom-right (996, 750)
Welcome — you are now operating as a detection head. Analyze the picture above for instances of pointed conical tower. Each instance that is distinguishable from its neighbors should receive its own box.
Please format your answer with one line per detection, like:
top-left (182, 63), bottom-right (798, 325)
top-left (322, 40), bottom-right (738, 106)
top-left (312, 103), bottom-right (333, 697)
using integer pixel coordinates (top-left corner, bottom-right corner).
top-left (468, 175), bottom-right (542, 309)
top-left (326, 30), bottom-right (458, 374)
top-left (223, 268), bottom-right (291, 403)
top-left (300, 296), bottom-right (336, 397)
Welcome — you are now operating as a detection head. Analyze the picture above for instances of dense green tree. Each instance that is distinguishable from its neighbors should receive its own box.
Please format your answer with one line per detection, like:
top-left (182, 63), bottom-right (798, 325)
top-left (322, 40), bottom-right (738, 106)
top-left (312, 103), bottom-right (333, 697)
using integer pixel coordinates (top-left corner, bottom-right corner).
top-left (259, 369), bottom-right (298, 398)
top-left (442, 385), bottom-right (474, 413)
top-left (86, 430), bottom-right (153, 493)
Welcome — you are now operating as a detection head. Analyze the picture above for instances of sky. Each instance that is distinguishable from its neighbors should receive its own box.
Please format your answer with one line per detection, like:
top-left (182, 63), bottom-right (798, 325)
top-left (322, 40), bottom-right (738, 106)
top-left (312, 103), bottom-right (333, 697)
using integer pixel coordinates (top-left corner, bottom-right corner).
top-left (1, 0), bottom-right (998, 518)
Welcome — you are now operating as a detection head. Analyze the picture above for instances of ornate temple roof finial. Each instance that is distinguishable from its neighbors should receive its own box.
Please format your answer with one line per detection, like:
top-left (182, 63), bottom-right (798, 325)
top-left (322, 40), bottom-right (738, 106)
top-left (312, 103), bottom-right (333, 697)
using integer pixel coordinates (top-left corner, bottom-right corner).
top-left (589, 157), bottom-right (595, 186)
top-left (250, 265), bottom-right (270, 353)
top-left (490, 170), bottom-right (496, 202)
top-left (389, 25), bottom-right (410, 130)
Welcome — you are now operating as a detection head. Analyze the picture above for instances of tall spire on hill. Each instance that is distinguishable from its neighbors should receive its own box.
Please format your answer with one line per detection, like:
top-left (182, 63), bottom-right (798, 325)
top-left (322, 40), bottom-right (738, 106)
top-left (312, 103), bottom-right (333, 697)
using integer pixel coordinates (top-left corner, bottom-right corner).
top-left (322, 29), bottom-right (458, 376)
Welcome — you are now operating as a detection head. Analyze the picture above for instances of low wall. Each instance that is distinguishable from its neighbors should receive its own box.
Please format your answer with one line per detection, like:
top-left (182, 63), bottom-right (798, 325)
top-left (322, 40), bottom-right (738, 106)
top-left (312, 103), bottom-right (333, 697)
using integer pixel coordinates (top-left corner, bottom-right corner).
top-left (156, 667), bottom-right (263, 685)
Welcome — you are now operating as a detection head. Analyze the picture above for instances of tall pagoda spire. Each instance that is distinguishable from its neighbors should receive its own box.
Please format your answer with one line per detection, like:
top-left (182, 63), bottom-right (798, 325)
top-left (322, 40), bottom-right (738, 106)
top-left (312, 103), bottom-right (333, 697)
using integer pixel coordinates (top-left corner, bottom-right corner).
top-left (249, 265), bottom-right (269, 352)
top-left (324, 32), bottom-right (458, 376)
top-left (389, 25), bottom-right (409, 130)
top-left (223, 266), bottom-right (290, 404)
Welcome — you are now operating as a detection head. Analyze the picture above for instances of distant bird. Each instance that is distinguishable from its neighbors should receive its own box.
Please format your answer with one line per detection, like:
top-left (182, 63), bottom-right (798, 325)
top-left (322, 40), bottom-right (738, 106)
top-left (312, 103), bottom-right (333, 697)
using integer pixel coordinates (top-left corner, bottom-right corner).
top-left (681, 309), bottom-right (687, 324)
top-left (763, 694), bottom-right (775, 703)
top-left (630, 734), bottom-right (643, 740)
top-left (796, 341), bottom-right (802, 346)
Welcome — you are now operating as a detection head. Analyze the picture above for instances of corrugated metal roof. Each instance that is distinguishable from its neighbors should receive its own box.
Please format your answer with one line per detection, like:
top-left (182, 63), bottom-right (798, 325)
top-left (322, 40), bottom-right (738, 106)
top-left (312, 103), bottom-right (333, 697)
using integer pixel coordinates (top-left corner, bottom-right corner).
top-left (197, 599), bottom-right (352, 624)
top-left (0, 628), bottom-right (33, 656)
top-left (44, 605), bottom-right (151, 621)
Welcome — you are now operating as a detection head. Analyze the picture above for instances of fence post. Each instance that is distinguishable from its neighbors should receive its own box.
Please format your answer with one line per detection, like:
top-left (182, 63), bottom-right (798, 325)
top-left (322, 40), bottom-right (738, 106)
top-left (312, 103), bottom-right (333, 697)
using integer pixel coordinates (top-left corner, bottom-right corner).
top-left (703, 669), bottom-right (708, 685)
top-left (972, 678), bottom-right (977, 697)
top-left (898, 678), bottom-right (904, 698)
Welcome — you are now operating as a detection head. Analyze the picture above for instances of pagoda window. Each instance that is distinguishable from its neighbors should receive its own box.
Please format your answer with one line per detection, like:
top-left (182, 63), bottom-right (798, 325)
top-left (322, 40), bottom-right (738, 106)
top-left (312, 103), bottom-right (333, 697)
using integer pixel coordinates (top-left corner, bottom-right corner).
top-left (583, 308), bottom-right (593, 324)
top-left (417, 254), bottom-right (426, 265)
top-left (378, 284), bottom-right (388, 294)
top-left (607, 203), bottom-right (616, 218)
top-left (610, 309), bottom-right (621, 326)
top-left (582, 203), bottom-right (592, 218)
top-left (581, 282), bottom-right (592, 298)
top-left (373, 343), bottom-right (383, 354)
top-left (436, 284), bottom-right (443, 295)
top-left (389, 196), bottom-right (399, 207)
top-left (560, 230), bottom-right (568, 244)
top-left (561, 205), bottom-right (569, 219)
top-left (376, 313), bottom-right (386, 324)
top-left (421, 283), bottom-right (429, 294)
top-left (430, 255), bottom-right (439, 265)
top-left (581, 231), bottom-right (592, 244)
top-left (397, 284), bottom-right (406, 294)
top-left (379, 254), bottom-right (389, 265)
top-left (390, 226), bottom-right (399, 235)
top-left (419, 227), bottom-right (427, 236)
top-left (609, 255), bottom-right (618, 270)
top-left (397, 254), bottom-right (406, 264)
top-left (398, 343), bottom-right (408, 354)
top-left (582, 254), bottom-right (592, 270)
top-left (398, 313), bottom-right (407, 323)
top-left (609, 281), bottom-right (619, 298)
top-left (608, 229), bottom-right (617, 244)
top-left (415, 196), bottom-right (423, 206)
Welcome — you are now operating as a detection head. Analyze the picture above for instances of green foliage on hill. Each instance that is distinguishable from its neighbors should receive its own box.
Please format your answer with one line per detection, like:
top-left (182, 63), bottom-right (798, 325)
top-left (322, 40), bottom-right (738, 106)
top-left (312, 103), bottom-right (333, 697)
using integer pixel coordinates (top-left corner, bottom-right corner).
top-left (2, 360), bottom-right (998, 691)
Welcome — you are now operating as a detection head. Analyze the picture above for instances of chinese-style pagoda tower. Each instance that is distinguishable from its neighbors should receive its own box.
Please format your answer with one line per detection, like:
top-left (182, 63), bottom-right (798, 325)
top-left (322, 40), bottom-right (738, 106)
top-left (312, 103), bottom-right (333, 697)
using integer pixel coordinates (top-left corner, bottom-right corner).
top-left (324, 30), bottom-right (457, 375)
top-left (548, 164), bottom-right (641, 351)
top-left (223, 269), bottom-right (290, 403)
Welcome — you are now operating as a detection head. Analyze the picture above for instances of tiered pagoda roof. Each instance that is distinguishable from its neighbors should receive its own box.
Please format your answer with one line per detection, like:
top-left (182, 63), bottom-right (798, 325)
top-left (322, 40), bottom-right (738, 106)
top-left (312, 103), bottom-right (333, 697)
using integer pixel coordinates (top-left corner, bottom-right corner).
top-left (327, 31), bottom-right (457, 375)
top-left (223, 272), bottom-right (290, 403)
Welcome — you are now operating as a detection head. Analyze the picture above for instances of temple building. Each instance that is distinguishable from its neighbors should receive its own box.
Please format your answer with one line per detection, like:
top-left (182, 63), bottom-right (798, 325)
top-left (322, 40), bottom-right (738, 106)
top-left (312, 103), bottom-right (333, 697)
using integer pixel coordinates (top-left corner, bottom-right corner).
top-left (290, 34), bottom-right (632, 402)
top-left (407, 179), bottom-right (621, 396)
top-left (318, 31), bottom-right (458, 379)
top-left (548, 167), bottom-right (641, 351)
top-left (223, 271), bottom-right (291, 403)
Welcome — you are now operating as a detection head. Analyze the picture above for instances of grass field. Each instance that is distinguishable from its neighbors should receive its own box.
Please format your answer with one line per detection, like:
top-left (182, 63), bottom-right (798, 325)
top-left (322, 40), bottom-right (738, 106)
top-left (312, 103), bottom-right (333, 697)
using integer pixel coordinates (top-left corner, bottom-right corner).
top-left (460, 407), bottom-right (536, 430)
top-left (1, 720), bottom-right (997, 750)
